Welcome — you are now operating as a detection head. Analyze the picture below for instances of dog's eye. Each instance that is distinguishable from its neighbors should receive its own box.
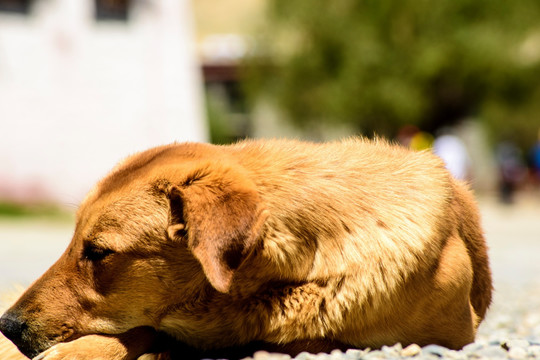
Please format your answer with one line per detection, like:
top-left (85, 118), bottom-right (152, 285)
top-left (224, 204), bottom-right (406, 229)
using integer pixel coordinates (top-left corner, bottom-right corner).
top-left (83, 245), bottom-right (114, 262)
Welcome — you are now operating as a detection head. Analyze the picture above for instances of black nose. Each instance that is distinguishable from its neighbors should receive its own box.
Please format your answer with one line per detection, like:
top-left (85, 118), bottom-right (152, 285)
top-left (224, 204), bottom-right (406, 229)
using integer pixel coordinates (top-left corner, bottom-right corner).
top-left (0, 310), bottom-right (27, 345)
top-left (0, 310), bottom-right (40, 358)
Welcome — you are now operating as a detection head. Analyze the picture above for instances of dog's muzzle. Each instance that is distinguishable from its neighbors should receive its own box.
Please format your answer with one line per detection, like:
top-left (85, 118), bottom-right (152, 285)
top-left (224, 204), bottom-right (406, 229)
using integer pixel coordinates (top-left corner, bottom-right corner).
top-left (0, 310), bottom-right (47, 358)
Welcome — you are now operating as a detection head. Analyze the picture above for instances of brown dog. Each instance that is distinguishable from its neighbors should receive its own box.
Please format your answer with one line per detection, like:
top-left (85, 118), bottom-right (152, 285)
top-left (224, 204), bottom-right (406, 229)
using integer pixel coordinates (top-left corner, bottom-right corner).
top-left (0, 138), bottom-right (492, 360)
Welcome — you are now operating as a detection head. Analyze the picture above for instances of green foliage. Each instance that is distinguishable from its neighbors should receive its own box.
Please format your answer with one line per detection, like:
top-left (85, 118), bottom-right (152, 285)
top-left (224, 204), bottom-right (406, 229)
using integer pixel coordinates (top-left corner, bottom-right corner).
top-left (244, 0), bottom-right (540, 146)
top-left (0, 201), bottom-right (72, 220)
top-left (206, 88), bottom-right (238, 144)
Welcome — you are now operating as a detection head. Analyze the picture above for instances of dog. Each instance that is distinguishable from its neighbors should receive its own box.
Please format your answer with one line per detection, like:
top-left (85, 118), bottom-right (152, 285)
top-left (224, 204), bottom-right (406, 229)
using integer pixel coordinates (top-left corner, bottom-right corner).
top-left (0, 138), bottom-right (492, 360)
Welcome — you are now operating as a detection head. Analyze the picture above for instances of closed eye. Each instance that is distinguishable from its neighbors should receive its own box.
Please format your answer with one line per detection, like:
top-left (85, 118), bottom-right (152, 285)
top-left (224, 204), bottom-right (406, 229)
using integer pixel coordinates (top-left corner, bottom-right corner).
top-left (83, 245), bottom-right (115, 262)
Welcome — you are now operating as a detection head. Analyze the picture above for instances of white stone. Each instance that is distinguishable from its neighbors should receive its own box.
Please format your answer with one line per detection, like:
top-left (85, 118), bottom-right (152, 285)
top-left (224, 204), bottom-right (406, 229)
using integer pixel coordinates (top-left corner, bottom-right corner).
top-left (400, 343), bottom-right (421, 357)
top-left (508, 347), bottom-right (528, 360)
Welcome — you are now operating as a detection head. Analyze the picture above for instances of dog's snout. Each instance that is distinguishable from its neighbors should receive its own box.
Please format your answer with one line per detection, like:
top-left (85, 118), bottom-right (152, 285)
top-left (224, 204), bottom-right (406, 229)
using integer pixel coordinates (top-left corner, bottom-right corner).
top-left (0, 310), bottom-right (27, 345)
top-left (0, 310), bottom-right (44, 358)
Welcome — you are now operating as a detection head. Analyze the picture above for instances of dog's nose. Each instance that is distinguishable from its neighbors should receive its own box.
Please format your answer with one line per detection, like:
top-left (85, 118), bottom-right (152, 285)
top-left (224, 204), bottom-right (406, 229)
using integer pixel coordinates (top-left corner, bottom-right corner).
top-left (0, 310), bottom-right (27, 345)
top-left (0, 310), bottom-right (47, 358)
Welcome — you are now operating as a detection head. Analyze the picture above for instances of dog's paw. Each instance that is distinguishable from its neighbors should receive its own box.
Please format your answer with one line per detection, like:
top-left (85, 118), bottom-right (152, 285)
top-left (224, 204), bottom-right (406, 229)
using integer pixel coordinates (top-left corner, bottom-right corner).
top-left (32, 345), bottom-right (98, 360)
top-left (31, 328), bottom-right (159, 360)
top-left (32, 335), bottom-right (129, 360)
top-left (32, 344), bottom-right (89, 360)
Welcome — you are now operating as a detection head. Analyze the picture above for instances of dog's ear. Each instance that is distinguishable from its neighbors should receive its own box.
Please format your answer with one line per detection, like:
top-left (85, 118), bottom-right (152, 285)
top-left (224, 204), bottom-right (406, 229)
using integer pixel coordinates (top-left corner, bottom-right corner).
top-left (162, 167), bottom-right (267, 293)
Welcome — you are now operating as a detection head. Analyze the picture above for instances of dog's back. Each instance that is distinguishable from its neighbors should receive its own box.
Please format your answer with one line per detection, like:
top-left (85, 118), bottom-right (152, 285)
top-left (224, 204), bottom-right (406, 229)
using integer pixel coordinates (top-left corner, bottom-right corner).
top-left (220, 138), bottom-right (492, 349)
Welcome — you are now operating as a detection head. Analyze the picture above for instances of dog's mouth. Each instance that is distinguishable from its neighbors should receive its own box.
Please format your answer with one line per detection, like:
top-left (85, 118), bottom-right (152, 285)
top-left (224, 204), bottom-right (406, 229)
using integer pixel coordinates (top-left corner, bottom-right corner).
top-left (16, 330), bottom-right (80, 359)
top-left (15, 341), bottom-right (45, 359)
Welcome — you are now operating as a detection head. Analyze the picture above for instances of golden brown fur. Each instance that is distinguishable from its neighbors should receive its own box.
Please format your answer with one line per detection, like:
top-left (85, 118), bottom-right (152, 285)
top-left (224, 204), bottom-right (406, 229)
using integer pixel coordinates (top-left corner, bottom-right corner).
top-left (0, 138), bottom-right (492, 359)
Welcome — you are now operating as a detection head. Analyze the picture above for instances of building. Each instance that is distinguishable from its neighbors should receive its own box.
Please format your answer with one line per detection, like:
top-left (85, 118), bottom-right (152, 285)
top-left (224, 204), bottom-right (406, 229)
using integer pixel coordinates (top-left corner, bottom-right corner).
top-left (0, 0), bottom-right (207, 205)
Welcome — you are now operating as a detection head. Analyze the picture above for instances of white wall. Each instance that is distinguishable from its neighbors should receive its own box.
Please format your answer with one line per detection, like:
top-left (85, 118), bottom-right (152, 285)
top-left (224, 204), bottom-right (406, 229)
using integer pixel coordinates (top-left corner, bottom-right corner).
top-left (0, 0), bottom-right (208, 206)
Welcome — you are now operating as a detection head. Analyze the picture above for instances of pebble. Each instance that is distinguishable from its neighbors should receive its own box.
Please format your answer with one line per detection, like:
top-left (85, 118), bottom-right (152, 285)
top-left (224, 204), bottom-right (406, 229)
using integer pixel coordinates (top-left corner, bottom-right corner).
top-left (505, 339), bottom-right (530, 349)
top-left (253, 351), bottom-right (291, 360)
top-left (422, 344), bottom-right (449, 357)
top-left (401, 343), bottom-right (422, 357)
top-left (462, 342), bottom-right (484, 353)
top-left (529, 345), bottom-right (540, 357)
top-left (443, 350), bottom-right (466, 360)
top-left (508, 347), bottom-right (528, 359)
top-left (344, 349), bottom-right (365, 359)
top-left (476, 346), bottom-right (507, 358)
top-left (294, 352), bottom-right (314, 360)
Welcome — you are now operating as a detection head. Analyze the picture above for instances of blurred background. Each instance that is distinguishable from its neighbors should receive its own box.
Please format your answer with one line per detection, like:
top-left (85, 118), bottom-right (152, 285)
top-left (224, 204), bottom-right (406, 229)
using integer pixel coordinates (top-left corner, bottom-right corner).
top-left (0, 0), bottom-right (539, 311)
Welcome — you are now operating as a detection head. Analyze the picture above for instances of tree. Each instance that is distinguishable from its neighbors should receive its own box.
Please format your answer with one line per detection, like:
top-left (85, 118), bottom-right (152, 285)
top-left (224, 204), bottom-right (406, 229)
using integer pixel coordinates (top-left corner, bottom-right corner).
top-left (244, 0), bottom-right (540, 149)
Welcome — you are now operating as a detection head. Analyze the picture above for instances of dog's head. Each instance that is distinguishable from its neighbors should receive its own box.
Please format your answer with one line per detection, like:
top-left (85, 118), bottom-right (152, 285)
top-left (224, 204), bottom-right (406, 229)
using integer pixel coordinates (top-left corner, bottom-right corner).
top-left (0, 144), bottom-right (267, 358)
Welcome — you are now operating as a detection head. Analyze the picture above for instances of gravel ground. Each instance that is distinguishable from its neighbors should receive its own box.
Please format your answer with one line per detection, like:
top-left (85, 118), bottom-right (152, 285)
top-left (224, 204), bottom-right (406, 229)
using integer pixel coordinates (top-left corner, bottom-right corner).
top-left (1, 194), bottom-right (539, 359)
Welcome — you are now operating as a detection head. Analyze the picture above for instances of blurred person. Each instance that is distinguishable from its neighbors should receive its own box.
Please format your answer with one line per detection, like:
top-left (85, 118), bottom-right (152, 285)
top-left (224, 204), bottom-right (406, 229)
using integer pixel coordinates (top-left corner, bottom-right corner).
top-left (410, 131), bottom-right (434, 151)
top-left (496, 141), bottom-right (527, 204)
top-left (397, 125), bottom-right (433, 151)
top-left (433, 129), bottom-right (471, 181)
top-left (397, 125), bottom-right (419, 148)
top-left (529, 130), bottom-right (540, 187)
